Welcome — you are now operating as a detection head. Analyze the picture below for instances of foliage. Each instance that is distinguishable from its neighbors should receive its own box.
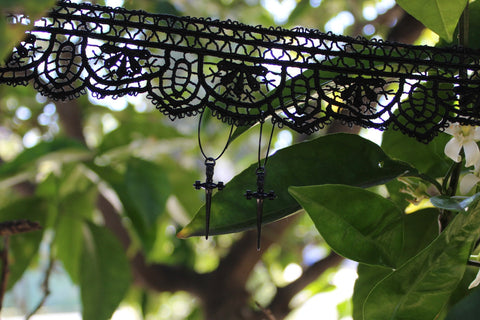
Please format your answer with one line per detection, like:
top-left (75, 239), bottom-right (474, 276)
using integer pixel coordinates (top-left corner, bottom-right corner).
top-left (0, 0), bottom-right (56, 60)
top-left (0, 0), bottom-right (479, 319)
top-left (179, 134), bottom-right (415, 238)
top-left (396, 0), bottom-right (468, 41)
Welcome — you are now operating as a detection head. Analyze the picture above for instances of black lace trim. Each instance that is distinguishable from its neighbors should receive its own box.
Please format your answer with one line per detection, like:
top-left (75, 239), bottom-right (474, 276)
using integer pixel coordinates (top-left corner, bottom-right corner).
top-left (2, 0), bottom-right (480, 141)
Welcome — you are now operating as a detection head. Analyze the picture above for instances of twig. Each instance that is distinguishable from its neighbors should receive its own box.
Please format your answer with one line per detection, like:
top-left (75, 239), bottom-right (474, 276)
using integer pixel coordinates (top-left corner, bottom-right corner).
top-left (0, 236), bottom-right (10, 314)
top-left (25, 249), bottom-right (55, 319)
top-left (255, 302), bottom-right (276, 320)
top-left (0, 220), bottom-right (42, 236)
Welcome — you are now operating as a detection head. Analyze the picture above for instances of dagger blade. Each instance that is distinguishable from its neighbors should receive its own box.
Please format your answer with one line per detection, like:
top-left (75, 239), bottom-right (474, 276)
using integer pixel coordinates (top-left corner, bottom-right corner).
top-left (256, 198), bottom-right (263, 250)
top-left (205, 188), bottom-right (212, 240)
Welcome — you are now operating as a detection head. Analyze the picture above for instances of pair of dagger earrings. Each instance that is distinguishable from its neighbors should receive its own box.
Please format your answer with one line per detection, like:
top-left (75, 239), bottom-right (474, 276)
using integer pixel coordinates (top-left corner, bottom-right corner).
top-left (194, 112), bottom-right (276, 250)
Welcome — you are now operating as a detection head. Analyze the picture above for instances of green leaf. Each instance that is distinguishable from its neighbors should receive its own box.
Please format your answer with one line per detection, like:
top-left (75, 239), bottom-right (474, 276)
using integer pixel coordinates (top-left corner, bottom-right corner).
top-left (125, 158), bottom-right (170, 227)
top-left (230, 125), bottom-right (254, 143)
top-left (0, 138), bottom-right (90, 180)
top-left (396, 0), bottom-right (468, 41)
top-left (289, 185), bottom-right (404, 268)
top-left (381, 130), bottom-right (451, 179)
top-left (353, 264), bottom-right (392, 320)
top-left (55, 188), bottom-right (97, 283)
top-left (398, 208), bottom-right (439, 263)
top-left (287, 0), bottom-right (311, 25)
top-left (97, 112), bottom-right (183, 154)
top-left (353, 208), bottom-right (439, 320)
top-left (80, 223), bottom-right (131, 320)
top-left (55, 213), bottom-right (84, 284)
top-left (463, 1), bottom-right (480, 50)
top-left (0, 197), bottom-right (47, 289)
top-left (0, 0), bottom-right (57, 60)
top-left (88, 158), bottom-right (170, 252)
top-left (430, 193), bottom-right (480, 212)
top-left (363, 203), bottom-right (480, 320)
top-left (178, 133), bottom-right (416, 238)
top-left (160, 158), bottom-right (203, 218)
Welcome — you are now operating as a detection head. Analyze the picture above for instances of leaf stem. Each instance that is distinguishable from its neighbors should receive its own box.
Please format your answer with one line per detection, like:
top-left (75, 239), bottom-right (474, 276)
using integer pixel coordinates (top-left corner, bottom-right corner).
top-left (439, 161), bottom-right (463, 232)
top-left (447, 161), bottom-right (463, 197)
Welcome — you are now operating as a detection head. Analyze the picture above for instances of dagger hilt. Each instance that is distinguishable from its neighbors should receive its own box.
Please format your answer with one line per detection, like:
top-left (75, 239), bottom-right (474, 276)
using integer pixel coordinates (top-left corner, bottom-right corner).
top-left (194, 157), bottom-right (225, 239)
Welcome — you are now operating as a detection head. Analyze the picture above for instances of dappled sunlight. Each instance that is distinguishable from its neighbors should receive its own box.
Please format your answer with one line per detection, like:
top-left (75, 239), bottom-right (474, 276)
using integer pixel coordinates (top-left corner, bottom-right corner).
top-left (288, 262), bottom-right (358, 320)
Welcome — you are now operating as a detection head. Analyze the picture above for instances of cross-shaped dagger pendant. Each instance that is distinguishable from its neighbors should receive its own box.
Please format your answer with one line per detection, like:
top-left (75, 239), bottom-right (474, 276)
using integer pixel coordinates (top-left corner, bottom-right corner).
top-left (194, 157), bottom-right (224, 239)
top-left (245, 167), bottom-right (276, 250)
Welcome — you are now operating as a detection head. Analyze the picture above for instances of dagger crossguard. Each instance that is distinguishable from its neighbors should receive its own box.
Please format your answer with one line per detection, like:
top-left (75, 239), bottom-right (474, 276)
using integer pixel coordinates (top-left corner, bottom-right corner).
top-left (194, 158), bottom-right (225, 191)
top-left (244, 167), bottom-right (276, 201)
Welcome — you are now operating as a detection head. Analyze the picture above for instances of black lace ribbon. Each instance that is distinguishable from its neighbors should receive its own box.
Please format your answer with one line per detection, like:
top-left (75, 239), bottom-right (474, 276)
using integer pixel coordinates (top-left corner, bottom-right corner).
top-left (2, 0), bottom-right (480, 141)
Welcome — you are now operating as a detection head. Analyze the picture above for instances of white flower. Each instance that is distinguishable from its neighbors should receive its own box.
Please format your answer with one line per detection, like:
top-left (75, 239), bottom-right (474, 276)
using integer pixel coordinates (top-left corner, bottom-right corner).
top-left (460, 174), bottom-right (480, 195)
top-left (444, 124), bottom-right (480, 167)
top-left (469, 269), bottom-right (480, 289)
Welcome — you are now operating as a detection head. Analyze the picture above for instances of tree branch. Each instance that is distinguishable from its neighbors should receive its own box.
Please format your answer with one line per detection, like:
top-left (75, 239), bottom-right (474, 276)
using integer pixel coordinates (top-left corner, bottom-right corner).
top-left (214, 214), bottom-right (300, 289)
top-left (0, 220), bottom-right (41, 236)
top-left (130, 253), bottom-right (207, 296)
top-left (97, 189), bottom-right (206, 296)
top-left (56, 100), bottom-right (87, 144)
top-left (268, 252), bottom-right (344, 318)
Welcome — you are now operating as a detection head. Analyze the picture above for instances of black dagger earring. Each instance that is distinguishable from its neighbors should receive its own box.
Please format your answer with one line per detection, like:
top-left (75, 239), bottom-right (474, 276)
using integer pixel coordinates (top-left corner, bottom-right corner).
top-left (245, 116), bottom-right (276, 250)
top-left (194, 110), bottom-right (233, 240)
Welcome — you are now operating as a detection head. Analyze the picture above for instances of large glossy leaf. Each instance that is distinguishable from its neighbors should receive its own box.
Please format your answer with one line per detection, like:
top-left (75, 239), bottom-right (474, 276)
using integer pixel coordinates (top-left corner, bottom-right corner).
top-left (397, 208), bottom-right (439, 264)
top-left (178, 133), bottom-right (416, 238)
top-left (396, 0), bottom-right (468, 41)
top-left (88, 158), bottom-right (170, 253)
top-left (381, 130), bottom-right (450, 179)
top-left (363, 203), bottom-right (480, 320)
top-left (289, 185), bottom-right (404, 268)
top-left (0, 197), bottom-right (47, 289)
top-left (353, 264), bottom-right (392, 320)
top-left (353, 208), bottom-right (439, 320)
top-left (80, 223), bottom-right (131, 320)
